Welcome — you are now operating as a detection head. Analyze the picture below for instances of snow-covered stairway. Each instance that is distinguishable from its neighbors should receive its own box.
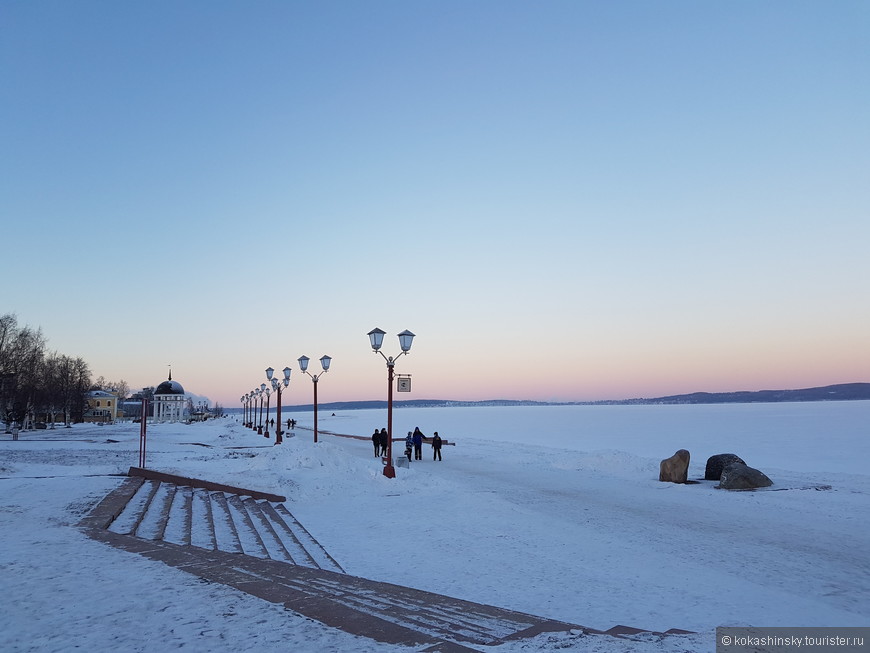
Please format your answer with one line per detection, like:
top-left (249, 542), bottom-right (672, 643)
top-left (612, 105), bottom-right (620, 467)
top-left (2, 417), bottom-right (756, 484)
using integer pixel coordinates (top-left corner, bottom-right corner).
top-left (99, 467), bottom-right (344, 573)
top-left (79, 469), bottom-right (693, 651)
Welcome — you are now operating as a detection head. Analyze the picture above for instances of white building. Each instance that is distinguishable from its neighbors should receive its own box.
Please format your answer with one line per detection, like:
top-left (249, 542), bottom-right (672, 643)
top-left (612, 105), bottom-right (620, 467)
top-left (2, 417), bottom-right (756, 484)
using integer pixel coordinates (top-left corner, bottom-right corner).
top-left (152, 372), bottom-right (186, 423)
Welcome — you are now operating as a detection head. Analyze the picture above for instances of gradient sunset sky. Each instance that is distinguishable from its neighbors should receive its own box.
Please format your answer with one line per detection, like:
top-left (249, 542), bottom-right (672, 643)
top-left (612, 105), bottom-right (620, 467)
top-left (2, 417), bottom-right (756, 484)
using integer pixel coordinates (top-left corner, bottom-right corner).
top-left (3, 1), bottom-right (868, 408)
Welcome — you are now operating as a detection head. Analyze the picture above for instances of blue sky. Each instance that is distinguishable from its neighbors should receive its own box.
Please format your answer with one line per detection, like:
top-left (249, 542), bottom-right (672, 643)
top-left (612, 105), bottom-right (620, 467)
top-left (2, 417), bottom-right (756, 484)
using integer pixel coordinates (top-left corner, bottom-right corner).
top-left (2, 1), bottom-right (868, 407)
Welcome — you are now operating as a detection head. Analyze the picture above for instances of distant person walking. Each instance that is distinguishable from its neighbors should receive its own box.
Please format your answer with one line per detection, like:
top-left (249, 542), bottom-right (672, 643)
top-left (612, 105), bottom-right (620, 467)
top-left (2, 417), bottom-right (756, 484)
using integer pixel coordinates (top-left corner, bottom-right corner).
top-left (432, 432), bottom-right (443, 461)
top-left (371, 429), bottom-right (380, 457)
top-left (405, 432), bottom-right (413, 462)
top-left (412, 427), bottom-right (425, 460)
top-left (379, 428), bottom-right (389, 456)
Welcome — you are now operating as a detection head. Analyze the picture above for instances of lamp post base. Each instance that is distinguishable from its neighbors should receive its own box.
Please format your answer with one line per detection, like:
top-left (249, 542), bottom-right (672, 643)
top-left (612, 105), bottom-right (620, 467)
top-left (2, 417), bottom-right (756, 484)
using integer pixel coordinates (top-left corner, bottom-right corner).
top-left (383, 464), bottom-right (396, 478)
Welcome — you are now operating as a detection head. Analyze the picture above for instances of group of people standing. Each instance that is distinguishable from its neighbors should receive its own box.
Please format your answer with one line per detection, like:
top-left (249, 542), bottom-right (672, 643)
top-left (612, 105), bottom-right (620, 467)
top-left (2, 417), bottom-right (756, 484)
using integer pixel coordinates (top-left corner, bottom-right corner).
top-left (371, 426), bottom-right (443, 462)
top-left (371, 428), bottom-right (389, 456)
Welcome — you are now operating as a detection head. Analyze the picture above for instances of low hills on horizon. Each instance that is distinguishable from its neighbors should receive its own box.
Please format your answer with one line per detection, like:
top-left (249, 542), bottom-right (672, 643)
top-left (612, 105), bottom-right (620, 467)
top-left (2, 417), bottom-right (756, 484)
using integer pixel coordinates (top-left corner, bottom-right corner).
top-left (273, 382), bottom-right (870, 413)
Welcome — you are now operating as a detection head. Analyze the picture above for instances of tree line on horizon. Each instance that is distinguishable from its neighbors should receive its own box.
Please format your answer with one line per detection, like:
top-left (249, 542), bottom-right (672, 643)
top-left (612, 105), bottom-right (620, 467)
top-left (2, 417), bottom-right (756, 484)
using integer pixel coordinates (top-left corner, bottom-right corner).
top-left (0, 313), bottom-right (131, 426)
top-left (1, 313), bottom-right (224, 426)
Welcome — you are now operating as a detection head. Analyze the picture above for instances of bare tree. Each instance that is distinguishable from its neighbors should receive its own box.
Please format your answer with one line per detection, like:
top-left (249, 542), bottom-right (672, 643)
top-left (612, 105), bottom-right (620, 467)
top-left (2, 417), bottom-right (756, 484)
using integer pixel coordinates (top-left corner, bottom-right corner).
top-left (93, 376), bottom-right (130, 397)
top-left (27, 353), bottom-right (90, 426)
top-left (54, 355), bottom-right (74, 426)
top-left (70, 357), bottom-right (92, 423)
top-left (0, 314), bottom-right (94, 426)
top-left (0, 314), bottom-right (47, 426)
top-left (34, 353), bottom-right (59, 426)
top-left (114, 380), bottom-right (130, 402)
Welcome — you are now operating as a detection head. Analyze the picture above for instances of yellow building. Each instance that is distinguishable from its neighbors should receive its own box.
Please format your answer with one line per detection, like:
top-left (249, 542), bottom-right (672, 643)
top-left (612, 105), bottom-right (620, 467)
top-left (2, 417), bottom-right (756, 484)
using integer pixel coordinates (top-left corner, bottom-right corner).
top-left (84, 390), bottom-right (118, 423)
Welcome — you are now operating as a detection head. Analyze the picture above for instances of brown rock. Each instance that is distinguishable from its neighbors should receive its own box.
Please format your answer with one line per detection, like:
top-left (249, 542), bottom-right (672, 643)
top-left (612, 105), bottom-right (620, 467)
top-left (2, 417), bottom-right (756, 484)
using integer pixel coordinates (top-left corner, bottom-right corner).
top-left (659, 449), bottom-right (690, 483)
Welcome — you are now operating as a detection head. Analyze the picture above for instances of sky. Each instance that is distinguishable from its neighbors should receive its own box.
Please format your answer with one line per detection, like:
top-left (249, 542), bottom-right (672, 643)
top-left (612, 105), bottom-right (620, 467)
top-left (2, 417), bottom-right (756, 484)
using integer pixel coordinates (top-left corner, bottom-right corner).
top-left (2, 1), bottom-right (868, 408)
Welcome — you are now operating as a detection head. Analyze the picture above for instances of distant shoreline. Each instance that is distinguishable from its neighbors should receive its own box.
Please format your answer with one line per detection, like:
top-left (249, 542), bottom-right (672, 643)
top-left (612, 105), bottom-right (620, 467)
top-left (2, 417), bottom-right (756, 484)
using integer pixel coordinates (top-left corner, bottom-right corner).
top-left (243, 382), bottom-right (870, 413)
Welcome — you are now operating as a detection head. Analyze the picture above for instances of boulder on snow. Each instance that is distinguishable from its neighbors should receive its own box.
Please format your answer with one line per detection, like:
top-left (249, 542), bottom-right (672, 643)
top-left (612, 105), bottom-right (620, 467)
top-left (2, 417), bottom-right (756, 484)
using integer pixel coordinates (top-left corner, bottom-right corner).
top-left (718, 462), bottom-right (773, 490)
top-left (705, 453), bottom-right (746, 480)
top-left (659, 449), bottom-right (690, 483)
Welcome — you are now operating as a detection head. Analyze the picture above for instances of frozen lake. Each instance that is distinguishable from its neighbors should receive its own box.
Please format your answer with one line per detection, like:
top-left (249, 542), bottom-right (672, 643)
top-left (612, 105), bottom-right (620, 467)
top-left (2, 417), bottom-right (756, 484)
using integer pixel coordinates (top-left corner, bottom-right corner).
top-left (289, 400), bottom-right (870, 475)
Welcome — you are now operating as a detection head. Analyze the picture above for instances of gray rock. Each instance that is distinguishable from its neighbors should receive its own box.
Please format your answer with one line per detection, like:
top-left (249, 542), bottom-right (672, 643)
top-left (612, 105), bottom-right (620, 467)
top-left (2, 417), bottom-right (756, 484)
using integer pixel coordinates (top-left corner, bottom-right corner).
top-left (718, 462), bottom-right (773, 490)
top-left (705, 453), bottom-right (746, 480)
top-left (659, 449), bottom-right (690, 483)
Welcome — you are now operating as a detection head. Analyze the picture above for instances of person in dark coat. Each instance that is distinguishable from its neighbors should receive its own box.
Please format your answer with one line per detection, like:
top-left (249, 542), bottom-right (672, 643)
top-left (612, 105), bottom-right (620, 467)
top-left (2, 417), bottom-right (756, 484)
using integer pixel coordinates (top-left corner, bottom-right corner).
top-left (432, 431), bottom-right (443, 461)
top-left (404, 432), bottom-right (413, 462)
top-left (378, 428), bottom-right (389, 456)
top-left (412, 427), bottom-right (425, 460)
top-left (371, 429), bottom-right (380, 457)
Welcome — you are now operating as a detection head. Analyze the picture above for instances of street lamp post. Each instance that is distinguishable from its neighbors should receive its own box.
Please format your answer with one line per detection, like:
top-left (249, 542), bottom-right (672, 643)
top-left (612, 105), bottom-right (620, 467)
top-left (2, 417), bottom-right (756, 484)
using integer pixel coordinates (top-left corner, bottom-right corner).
top-left (251, 389), bottom-right (259, 431)
top-left (263, 387), bottom-right (272, 438)
top-left (257, 384), bottom-right (266, 435)
top-left (367, 328), bottom-right (415, 478)
top-left (266, 366), bottom-right (291, 445)
top-left (298, 355), bottom-right (331, 443)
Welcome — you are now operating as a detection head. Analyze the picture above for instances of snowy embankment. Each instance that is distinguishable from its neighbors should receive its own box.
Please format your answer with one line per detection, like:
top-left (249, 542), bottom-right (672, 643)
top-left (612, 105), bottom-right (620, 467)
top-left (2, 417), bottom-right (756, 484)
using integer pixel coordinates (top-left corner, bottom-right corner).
top-left (1, 401), bottom-right (868, 652)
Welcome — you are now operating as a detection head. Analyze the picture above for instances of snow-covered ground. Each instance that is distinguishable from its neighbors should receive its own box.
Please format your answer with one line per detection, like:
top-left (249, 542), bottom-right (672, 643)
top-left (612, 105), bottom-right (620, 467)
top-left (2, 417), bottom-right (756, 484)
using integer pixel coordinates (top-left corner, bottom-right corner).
top-left (1, 401), bottom-right (868, 652)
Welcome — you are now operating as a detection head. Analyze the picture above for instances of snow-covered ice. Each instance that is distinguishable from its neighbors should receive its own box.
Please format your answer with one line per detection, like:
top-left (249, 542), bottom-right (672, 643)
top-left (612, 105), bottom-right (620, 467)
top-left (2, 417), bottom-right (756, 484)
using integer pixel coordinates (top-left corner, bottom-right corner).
top-left (1, 401), bottom-right (868, 652)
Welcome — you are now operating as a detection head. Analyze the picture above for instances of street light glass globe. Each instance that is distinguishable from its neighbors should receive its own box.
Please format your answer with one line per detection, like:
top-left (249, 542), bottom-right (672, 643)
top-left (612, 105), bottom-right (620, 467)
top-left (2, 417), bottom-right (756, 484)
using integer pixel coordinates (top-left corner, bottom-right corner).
top-left (397, 329), bottom-right (415, 352)
top-left (367, 328), bottom-right (386, 351)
